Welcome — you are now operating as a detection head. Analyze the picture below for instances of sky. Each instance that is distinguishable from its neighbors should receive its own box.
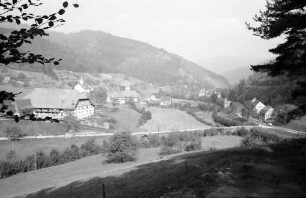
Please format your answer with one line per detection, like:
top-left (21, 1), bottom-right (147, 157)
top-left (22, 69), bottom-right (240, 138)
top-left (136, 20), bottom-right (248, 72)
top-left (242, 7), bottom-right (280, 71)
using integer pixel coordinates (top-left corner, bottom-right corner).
top-left (31, 0), bottom-right (282, 64)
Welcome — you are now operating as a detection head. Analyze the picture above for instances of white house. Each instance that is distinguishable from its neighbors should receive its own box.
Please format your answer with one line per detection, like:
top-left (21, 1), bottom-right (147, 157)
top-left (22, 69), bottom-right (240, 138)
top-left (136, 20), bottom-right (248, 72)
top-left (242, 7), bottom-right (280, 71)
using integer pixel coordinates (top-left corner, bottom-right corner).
top-left (260, 106), bottom-right (274, 121)
top-left (23, 88), bottom-right (94, 120)
top-left (251, 98), bottom-right (266, 114)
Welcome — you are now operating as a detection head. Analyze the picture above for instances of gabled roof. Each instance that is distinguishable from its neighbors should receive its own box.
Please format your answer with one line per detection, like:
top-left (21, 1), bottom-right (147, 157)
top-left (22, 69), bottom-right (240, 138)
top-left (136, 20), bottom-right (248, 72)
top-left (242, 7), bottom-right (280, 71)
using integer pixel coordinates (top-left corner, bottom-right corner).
top-left (15, 99), bottom-right (33, 110)
top-left (260, 106), bottom-right (273, 114)
top-left (23, 88), bottom-right (88, 109)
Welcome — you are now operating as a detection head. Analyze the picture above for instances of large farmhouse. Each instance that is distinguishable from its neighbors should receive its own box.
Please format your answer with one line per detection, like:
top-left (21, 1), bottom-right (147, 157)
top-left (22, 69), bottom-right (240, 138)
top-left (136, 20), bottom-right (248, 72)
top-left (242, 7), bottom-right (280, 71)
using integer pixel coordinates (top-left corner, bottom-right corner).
top-left (23, 88), bottom-right (94, 120)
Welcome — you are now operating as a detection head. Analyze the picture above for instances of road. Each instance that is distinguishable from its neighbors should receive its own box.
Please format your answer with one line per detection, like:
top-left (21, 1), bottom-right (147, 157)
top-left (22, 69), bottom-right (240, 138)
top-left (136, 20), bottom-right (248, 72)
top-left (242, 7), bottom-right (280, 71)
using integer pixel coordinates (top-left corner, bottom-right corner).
top-left (0, 125), bottom-right (304, 141)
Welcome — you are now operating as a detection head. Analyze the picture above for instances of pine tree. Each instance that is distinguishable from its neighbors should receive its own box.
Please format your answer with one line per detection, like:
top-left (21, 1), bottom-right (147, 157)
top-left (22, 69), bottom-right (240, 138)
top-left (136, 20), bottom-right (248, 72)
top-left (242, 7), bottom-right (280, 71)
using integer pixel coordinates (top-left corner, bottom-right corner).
top-left (246, 0), bottom-right (306, 108)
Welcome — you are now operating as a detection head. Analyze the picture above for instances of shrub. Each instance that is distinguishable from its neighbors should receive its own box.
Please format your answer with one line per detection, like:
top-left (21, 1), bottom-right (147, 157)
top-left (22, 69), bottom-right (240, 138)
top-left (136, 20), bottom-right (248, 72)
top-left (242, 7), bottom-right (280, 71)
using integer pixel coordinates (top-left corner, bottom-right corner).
top-left (49, 149), bottom-right (60, 166)
top-left (241, 128), bottom-right (284, 146)
top-left (139, 134), bottom-right (161, 148)
top-left (17, 72), bottom-right (27, 80)
top-left (106, 131), bottom-right (138, 163)
top-left (233, 127), bottom-right (249, 137)
top-left (160, 132), bottom-right (202, 156)
top-left (80, 138), bottom-right (101, 156)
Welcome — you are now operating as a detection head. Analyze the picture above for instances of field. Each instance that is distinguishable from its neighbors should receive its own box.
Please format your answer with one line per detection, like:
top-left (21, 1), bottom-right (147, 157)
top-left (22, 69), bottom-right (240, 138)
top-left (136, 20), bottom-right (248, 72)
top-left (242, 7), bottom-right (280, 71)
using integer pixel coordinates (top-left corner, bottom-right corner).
top-left (0, 136), bottom-right (111, 160)
top-left (140, 107), bottom-right (209, 131)
top-left (0, 135), bottom-right (243, 198)
top-left (286, 116), bottom-right (306, 132)
top-left (194, 111), bottom-right (216, 125)
top-left (0, 120), bottom-right (66, 137)
top-left (104, 105), bottom-right (142, 132)
top-left (1, 137), bottom-right (305, 198)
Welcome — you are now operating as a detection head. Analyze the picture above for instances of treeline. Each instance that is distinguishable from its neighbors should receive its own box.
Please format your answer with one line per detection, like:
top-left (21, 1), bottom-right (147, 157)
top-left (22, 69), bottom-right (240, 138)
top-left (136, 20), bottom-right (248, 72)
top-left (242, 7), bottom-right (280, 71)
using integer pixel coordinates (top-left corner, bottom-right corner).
top-left (0, 139), bottom-right (101, 179)
top-left (129, 103), bottom-right (152, 126)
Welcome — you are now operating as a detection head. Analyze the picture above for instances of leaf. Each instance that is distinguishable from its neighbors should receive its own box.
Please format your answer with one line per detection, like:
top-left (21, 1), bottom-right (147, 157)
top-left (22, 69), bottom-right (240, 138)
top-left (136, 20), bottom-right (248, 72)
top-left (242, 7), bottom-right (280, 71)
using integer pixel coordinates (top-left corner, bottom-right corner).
top-left (58, 9), bottom-right (65, 15)
top-left (48, 21), bottom-right (54, 27)
top-left (73, 4), bottom-right (79, 8)
top-left (53, 61), bottom-right (60, 65)
top-left (0, 34), bottom-right (7, 40)
top-left (15, 18), bottom-right (20, 24)
top-left (63, 1), bottom-right (68, 8)
top-left (12, 0), bottom-right (17, 4)
top-left (36, 18), bottom-right (43, 24)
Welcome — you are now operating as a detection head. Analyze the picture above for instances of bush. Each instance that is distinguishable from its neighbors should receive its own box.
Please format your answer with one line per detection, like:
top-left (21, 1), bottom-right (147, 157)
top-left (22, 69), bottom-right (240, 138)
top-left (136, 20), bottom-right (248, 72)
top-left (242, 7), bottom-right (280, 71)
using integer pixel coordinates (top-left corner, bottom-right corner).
top-left (233, 127), bottom-right (249, 137)
top-left (80, 138), bottom-right (101, 156)
top-left (241, 128), bottom-right (284, 146)
top-left (106, 131), bottom-right (138, 163)
top-left (159, 132), bottom-right (202, 156)
top-left (139, 134), bottom-right (161, 148)
top-left (17, 72), bottom-right (27, 80)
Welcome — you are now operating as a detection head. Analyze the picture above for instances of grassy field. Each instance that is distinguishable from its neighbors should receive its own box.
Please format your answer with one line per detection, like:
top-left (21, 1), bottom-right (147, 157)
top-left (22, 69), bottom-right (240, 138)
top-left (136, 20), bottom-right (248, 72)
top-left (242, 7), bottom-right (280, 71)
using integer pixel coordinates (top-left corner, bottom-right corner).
top-left (0, 120), bottom-right (66, 137)
top-left (194, 111), bottom-right (216, 125)
top-left (140, 107), bottom-right (209, 131)
top-left (105, 105), bottom-right (142, 132)
top-left (0, 136), bottom-right (110, 160)
top-left (16, 137), bottom-right (306, 198)
top-left (286, 116), bottom-right (306, 132)
top-left (0, 135), bottom-right (243, 198)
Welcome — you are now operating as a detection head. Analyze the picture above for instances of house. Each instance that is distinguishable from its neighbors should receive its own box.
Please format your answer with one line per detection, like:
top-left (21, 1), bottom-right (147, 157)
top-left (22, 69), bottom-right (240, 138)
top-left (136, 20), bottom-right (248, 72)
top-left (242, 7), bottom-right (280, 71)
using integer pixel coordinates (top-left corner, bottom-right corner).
top-left (1, 75), bottom-right (10, 84)
top-left (121, 80), bottom-right (133, 91)
top-left (160, 96), bottom-right (172, 107)
top-left (107, 90), bottom-right (139, 104)
top-left (260, 106), bottom-right (274, 121)
top-left (223, 98), bottom-right (232, 109)
top-left (251, 98), bottom-right (266, 114)
top-left (74, 78), bottom-right (93, 94)
top-left (23, 88), bottom-right (94, 120)
top-left (199, 89), bottom-right (207, 97)
top-left (146, 93), bottom-right (161, 106)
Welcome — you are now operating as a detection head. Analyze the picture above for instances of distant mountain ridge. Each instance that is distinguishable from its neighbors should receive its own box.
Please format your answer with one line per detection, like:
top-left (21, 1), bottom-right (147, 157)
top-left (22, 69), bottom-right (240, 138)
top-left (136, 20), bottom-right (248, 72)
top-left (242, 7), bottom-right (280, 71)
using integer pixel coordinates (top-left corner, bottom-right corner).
top-left (1, 28), bottom-right (230, 89)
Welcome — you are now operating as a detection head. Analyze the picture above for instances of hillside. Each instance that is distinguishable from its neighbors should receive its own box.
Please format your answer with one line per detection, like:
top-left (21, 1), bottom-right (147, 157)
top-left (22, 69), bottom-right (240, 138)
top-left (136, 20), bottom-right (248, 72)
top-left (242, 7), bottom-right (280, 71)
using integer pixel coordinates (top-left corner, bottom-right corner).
top-left (0, 27), bottom-right (230, 89)
top-left (3, 137), bottom-right (305, 198)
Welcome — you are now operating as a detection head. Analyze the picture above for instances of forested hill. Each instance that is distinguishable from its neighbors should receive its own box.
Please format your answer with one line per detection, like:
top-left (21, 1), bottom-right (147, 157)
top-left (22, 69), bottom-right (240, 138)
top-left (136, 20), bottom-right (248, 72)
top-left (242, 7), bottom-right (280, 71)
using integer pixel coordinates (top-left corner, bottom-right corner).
top-left (0, 28), bottom-right (230, 89)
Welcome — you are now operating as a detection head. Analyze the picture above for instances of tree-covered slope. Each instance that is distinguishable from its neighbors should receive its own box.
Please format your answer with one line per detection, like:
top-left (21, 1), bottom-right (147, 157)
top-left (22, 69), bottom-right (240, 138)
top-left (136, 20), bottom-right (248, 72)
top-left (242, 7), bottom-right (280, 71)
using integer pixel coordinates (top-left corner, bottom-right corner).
top-left (1, 28), bottom-right (230, 88)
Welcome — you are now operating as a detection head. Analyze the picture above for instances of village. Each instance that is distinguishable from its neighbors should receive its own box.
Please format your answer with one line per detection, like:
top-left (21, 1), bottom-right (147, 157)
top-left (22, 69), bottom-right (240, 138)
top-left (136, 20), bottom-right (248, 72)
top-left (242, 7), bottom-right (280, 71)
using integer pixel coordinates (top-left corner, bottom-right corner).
top-left (0, 68), bottom-right (279, 135)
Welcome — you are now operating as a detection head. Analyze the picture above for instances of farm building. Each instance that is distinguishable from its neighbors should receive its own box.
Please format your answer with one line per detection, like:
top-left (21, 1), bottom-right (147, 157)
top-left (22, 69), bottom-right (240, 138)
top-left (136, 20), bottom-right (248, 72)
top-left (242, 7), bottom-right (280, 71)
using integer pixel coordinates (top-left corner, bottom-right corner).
top-left (23, 88), bottom-right (94, 120)
top-left (107, 90), bottom-right (139, 104)
top-left (160, 96), bottom-right (172, 107)
top-left (251, 98), bottom-right (266, 114)
top-left (260, 106), bottom-right (274, 121)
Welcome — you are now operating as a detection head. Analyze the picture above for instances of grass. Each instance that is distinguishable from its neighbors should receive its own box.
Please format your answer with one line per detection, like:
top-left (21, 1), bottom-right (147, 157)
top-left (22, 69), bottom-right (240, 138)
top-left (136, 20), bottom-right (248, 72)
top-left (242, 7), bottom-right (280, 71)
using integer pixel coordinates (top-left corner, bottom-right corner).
top-left (0, 135), bottom-right (243, 198)
top-left (0, 136), bottom-right (110, 160)
top-left (194, 111), bottom-right (216, 125)
top-left (105, 105), bottom-right (142, 132)
top-left (0, 120), bottom-right (66, 137)
top-left (15, 137), bottom-right (306, 198)
top-left (140, 107), bottom-right (209, 131)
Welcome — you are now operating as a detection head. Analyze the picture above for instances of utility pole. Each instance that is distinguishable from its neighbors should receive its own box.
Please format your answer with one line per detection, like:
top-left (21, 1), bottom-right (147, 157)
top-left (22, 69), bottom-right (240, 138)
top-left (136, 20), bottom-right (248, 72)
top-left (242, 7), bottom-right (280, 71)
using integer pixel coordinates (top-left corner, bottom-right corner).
top-left (34, 151), bottom-right (37, 170)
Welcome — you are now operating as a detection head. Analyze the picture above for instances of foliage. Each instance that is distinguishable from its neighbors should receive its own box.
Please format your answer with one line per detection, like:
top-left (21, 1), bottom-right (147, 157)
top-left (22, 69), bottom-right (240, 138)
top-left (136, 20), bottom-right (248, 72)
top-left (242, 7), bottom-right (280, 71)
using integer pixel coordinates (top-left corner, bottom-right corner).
top-left (246, 0), bottom-right (306, 109)
top-left (63, 114), bottom-right (80, 133)
top-left (17, 72), bottom-right (27, 80)
top-left (0, 0), bottom-right (78, 65)
top-left (80, 138), bottom-right (102, 156)
top-left (159, 132), bottom-right (202, 156)
top-left (212, 113), bottom-right (242, 127)
top-left (105, 131), bottom-right (138, 163)
top-left (241, 128), bottom-right (284, 146)
top-left (0, 139), bottom-right (103, 179)
top-left (232, 127), bottom-right (249, 137)
top-left (139, 134), bottom-right (161, 148)
top-left (89, 88), bottom-right (107, 104)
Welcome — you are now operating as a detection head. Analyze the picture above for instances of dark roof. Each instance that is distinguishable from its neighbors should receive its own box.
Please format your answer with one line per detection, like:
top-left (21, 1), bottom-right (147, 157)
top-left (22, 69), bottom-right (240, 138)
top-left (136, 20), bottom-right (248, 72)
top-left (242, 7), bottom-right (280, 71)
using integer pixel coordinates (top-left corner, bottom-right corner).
top-left (260, 106), bottom-right (273, 114)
